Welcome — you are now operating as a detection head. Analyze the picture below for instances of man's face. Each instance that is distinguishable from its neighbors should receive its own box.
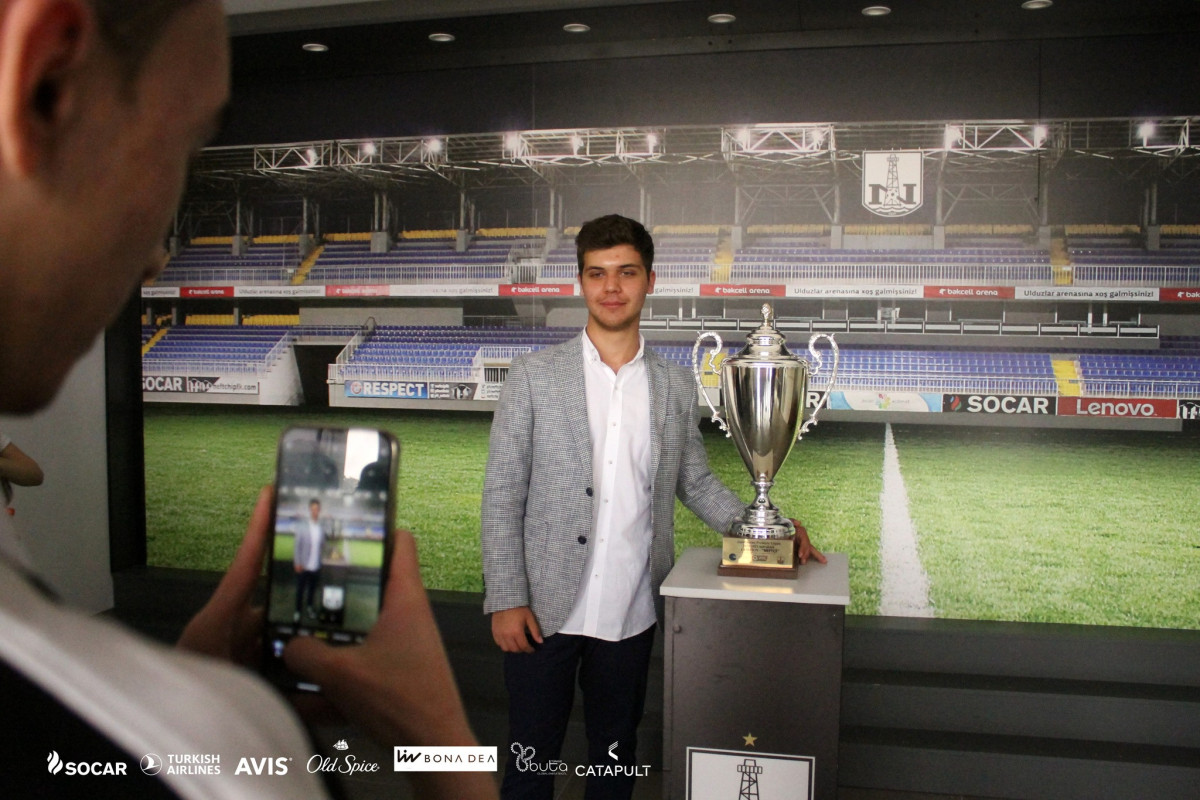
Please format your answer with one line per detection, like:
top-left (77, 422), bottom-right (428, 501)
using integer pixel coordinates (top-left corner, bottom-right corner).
top-left (309, 502), bottom-right (321, 521)
top-left (578, 244), bottom-right (656, 334)
top-left (0, 1), bottom-right (229, 412)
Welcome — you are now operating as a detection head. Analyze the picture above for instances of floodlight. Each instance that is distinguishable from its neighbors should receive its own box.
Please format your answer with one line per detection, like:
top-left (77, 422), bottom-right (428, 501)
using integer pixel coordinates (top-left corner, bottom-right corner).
top-left (646, 133), bottom-right (659, 151)
top-left (1137, 121), bottom-right (1156, 142)
top-left (504, 133), bottom-right (522, 153)
top-left (304, 147), bottom-right (318, 166)
top-left (425, 138), bottom-right (443, 154)
top-left (943, 125), bottom-right (962, 149)
top-left (862, 6), bottom-right (891, 17)
top-left (361, 142), bottom-right (377, 157)
top-left (1021, 0), bottom-right (1053, 9)
top-left (428, 32), bottom-right (455, 43)
top-left (1032, 125), bottom-right (1048, 148)
top-left (570, 135), bottom-right (584, 154)
top-left (735, 128), bottom-right (753, 148)
top-left (563, 23), bottom-right (591, 33)
top-left (708, 13), bottom-right (736, 24)
top-left (301, 42), bottom-right (328, 53)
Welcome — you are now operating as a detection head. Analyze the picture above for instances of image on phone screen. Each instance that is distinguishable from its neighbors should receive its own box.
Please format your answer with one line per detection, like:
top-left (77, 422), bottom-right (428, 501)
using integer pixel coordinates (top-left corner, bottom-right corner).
top-left (264, 426), bottom-right (398, 691)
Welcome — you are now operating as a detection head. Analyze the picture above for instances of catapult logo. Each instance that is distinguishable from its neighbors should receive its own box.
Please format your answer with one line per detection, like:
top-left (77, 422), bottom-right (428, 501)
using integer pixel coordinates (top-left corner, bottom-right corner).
top-left (47, 750), bottom-right (129, 776)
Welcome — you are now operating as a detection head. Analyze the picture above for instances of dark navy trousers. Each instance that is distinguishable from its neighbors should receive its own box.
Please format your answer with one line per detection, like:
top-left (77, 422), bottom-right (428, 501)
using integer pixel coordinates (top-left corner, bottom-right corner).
top-left (501, 625), bottom-right (656, 800)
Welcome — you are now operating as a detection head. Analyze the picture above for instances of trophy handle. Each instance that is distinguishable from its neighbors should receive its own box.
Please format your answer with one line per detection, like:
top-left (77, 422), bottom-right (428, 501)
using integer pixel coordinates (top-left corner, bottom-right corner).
top-left (797, 333), bottom-right (840, 441)
top-left (691, 331), bottom-right (731, 437)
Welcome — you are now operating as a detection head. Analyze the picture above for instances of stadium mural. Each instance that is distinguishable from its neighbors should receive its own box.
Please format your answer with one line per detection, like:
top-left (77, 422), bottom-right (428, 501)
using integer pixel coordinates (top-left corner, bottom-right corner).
top-left (141, 115), bottom-right (1200, 631)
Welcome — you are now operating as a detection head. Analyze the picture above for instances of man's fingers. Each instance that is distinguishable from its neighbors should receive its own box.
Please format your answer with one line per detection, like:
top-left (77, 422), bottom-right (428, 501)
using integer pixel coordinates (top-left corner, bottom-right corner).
top-left (207, 486), bottom-right (273, 615)
top-left (375, 528), bottom-right (428, 627)
top-left (283, 632), bottom-right (337, 681)
top-left (525, 614), bottom-right (543, 645)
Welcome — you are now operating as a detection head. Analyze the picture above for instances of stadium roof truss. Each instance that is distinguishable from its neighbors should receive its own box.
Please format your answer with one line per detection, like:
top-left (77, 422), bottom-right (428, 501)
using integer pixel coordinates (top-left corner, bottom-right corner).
top-left (187, 117), bottom-right (1200, 216)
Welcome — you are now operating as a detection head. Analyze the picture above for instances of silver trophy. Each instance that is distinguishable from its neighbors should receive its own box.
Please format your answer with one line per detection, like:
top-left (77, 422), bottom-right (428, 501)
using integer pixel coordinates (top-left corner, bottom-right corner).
top-left (692, 303), bottom-right (840, 576)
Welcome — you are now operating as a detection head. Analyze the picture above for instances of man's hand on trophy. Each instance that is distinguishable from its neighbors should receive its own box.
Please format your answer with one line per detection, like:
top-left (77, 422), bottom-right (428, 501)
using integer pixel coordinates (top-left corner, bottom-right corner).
top-left (790, 521), bottom-right (828, 566)
top-left (492, 606), bottom-right (544, 653)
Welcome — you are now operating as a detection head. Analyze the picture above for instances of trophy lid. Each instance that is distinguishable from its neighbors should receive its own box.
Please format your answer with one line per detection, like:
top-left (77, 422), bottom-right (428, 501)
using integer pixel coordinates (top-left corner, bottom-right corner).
top-left (732, 303), bottom-right (799, 364)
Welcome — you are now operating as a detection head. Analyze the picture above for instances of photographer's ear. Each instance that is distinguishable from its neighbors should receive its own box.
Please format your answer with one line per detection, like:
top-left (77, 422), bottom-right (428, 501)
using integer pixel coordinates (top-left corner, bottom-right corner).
top-left (0, 0), bottom-right (93, 177)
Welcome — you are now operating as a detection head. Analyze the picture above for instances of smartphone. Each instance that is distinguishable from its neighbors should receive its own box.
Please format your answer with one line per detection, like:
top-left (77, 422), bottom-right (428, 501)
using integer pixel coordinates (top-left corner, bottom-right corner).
top-left (262, 426), bottom-right (400, 692)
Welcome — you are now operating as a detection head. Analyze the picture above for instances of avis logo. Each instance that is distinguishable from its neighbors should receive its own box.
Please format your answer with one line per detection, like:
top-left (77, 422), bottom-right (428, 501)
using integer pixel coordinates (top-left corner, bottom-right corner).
top-left (235, 757), bottom-right (290, 776)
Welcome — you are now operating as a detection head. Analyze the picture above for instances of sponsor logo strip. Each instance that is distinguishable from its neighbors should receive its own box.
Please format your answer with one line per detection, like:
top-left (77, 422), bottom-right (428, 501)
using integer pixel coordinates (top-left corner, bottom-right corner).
top-left (499, 284), bottom-right (576, 296)
top-left (326, 284), bottom-right (390, 297)
top-left (180, 286), bottom-right (234, 298)
top-left (1015, 286), bottom-right (1158, 302)
top-left (394, 747), bottom-right (498, 772)
top-left (1056, 397), bottom-right (1178, 419)
top-left (942, 394), bottom-right (1057, 415)
top-left (924, 285), bottom-right (1015, 300)
top-left (700, 284), bottom-right (785, 297)
top-left (1159, 288), bottom-right (1200, 302)
top-left (346, 380), bottom-right (429, 399)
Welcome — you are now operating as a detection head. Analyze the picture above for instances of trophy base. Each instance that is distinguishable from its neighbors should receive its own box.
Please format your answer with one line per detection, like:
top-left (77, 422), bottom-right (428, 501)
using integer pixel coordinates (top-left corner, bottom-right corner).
top-left (718, 535), bottom-right (798, 579)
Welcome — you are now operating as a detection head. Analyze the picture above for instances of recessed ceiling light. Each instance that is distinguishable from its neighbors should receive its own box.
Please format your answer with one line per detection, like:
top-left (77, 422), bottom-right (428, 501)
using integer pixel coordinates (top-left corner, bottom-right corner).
top-left (563, 23), bottom-right (591, 33)
top-left (301, 42), bottom-right (328, 53)
top-left (1021, 0), bottom-right (1053, 8)
top-left (862, 5), bottom-right (891, 16)
top-left (708, 13), bottom-right (736, 24)
top-left (428, 32), bottom-right (456, 43)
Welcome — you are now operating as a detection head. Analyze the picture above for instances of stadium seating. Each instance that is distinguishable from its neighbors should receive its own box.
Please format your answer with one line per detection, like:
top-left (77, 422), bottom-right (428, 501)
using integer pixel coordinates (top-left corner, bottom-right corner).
top-left (1068, 234), bottom-right (1200, 285)
top-left (304, 235), bottom-right (542, 284)
top-left (155, 242), bottom-right (296, 285)
top-left (1077, 348), bottom-right (1200, 397)
top-left (731, 232), bottom-right (1051, 285)
top-left (141, 325), bottom-right (294, 375)
top-left (142, 322), bottom-right (1200, 400)
top-left (539, 232), bottom-right (717, 282)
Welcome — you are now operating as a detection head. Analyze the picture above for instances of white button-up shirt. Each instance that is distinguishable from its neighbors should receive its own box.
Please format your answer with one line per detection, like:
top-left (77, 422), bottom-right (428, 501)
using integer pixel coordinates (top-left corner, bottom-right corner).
top-left (559, 331), bottom-right (656, 642)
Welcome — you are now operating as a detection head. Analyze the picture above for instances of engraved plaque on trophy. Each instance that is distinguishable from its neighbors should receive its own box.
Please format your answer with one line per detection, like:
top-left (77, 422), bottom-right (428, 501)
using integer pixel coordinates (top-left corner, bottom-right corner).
top-left (692, 304), bottom-right (839, 578)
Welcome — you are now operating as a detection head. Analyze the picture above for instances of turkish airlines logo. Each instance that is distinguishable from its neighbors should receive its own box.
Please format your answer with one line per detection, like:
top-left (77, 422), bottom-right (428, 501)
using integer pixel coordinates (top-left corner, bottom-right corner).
top-left (862, 151), bottom-right (923, 217)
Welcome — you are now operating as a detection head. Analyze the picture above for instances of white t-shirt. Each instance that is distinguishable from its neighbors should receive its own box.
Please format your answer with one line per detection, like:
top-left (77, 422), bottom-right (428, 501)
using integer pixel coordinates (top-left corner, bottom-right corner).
top-left (0, 513), bottom-right (330, 800)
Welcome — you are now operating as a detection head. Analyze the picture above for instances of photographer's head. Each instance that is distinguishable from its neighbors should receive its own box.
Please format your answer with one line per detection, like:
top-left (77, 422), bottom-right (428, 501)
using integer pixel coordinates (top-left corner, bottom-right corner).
top-left (309, 498), bottom-right (321, 519)
top-left (0, 0), bottom-right (229, 413)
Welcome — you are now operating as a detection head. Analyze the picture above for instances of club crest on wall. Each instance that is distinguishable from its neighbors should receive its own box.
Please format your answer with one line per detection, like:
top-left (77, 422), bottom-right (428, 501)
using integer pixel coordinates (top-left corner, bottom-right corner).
top-left (862, 150), bottom-right (924, 217)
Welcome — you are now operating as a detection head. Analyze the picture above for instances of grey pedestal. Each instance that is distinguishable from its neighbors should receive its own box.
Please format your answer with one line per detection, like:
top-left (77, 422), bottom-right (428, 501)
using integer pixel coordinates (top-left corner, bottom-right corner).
top-left (662, 548), bottom-right (849, 800)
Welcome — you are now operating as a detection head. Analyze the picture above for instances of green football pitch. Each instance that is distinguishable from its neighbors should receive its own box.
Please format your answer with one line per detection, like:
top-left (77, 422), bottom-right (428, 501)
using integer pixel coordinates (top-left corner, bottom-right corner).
top-left (144, 405), bottom-right (1200, 629)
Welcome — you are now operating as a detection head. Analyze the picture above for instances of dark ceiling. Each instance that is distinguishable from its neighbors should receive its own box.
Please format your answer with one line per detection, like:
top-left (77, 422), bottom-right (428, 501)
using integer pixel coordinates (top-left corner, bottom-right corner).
top-left (228, 0), bottom-right (1200, 83)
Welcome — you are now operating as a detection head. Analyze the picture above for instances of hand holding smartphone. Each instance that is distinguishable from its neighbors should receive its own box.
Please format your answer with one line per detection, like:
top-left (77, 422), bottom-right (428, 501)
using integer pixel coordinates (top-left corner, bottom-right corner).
top-left (262, 426), bottom-right (399, 692)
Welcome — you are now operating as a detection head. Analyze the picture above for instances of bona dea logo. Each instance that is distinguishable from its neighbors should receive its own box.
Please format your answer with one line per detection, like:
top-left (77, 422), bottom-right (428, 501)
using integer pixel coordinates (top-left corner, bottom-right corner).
top-left (47, 751), bottom-right (128, 777)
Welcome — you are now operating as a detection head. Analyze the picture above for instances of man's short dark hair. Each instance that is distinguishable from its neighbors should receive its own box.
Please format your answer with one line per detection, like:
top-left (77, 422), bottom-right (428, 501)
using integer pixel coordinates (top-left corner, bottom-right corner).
top-left (309, 498), bottom-right (321, 508)
top-left (90, 0), bottom-right (199, 81)
top-left (575, 214), bottom-right (654, 275)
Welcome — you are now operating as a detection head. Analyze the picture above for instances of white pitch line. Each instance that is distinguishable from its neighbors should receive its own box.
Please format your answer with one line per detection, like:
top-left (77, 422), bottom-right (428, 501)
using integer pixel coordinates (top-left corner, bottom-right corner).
top-left (878, 423), bottom-right (934, 617)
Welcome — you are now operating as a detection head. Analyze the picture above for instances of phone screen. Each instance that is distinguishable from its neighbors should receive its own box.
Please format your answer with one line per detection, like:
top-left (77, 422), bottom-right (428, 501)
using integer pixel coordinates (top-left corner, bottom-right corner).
top-left (263, 426), bottom-right (399, 692)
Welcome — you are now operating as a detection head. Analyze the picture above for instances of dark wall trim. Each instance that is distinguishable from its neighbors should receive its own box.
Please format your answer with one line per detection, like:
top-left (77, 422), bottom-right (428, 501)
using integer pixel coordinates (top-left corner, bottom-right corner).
top-left (105, 296), bottom-right (146, 571)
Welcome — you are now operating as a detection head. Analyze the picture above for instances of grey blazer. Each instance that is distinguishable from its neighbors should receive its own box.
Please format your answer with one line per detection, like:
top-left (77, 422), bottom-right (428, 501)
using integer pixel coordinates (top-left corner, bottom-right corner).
top-left (481, 334), bottom-right (744, 636)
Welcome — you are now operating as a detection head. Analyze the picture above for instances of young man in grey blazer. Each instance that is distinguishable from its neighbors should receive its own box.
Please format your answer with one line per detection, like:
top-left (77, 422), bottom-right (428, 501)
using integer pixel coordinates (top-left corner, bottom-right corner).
top-left (481, 214), bottom-right (823, 799)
